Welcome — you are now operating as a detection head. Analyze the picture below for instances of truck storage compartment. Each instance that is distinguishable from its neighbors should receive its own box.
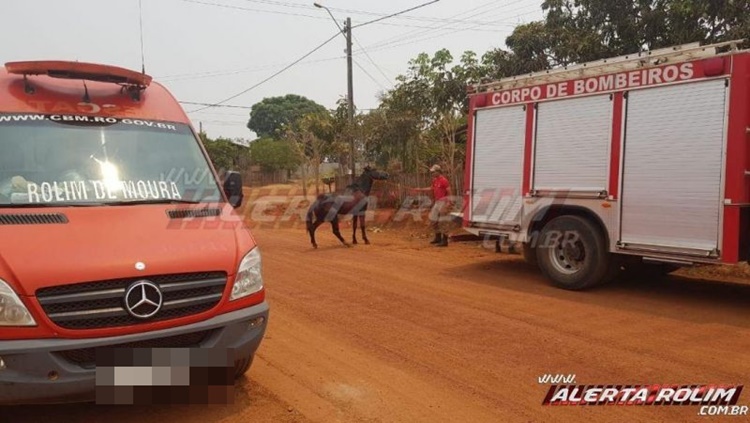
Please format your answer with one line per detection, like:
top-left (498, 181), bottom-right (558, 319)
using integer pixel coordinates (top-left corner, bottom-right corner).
top-left (619, 78), bottom-right (728, 254)
top-left (533, 94), bottom-right (612, 193)
top-left (470, 105), bottom-right (526, 226)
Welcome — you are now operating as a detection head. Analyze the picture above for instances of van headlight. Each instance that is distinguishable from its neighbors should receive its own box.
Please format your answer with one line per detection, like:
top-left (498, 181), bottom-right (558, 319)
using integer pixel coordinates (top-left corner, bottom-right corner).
top-left (0, 279), bottom-right (36, 326)
top-left (230, 248), bottom-right (263, 301)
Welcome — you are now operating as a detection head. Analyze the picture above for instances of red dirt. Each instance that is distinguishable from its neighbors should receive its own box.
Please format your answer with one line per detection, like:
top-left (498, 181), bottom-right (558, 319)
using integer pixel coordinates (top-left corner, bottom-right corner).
top-left (5, 223), bottom-right (750, 422)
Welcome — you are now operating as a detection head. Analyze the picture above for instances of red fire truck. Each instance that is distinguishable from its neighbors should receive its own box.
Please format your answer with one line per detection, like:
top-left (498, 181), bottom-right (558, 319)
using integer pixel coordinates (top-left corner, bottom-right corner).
top-left (462, 40), bottom-right (750, 290)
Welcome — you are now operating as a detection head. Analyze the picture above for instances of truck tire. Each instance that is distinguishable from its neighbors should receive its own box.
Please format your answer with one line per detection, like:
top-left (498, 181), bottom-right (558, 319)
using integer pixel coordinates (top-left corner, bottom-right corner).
top-left (535, 215), bottom-right (612, 290)
top-left (234, 353), bottom-right (255, 380)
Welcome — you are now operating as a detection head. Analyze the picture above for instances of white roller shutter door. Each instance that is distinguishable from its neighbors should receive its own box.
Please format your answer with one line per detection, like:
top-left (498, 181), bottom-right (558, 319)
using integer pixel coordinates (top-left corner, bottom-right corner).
top-left (471, 105), bottom-right (526, 225)
top-left (533, 94), bottom-right (611, 191)
top-left (620, 79), bottom-right (727, 252)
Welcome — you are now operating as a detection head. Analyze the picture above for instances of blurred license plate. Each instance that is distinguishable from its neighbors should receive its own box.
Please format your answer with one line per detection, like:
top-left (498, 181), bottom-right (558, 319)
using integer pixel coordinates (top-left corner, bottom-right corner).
top-left (94, 347), bottom-right (235, 405)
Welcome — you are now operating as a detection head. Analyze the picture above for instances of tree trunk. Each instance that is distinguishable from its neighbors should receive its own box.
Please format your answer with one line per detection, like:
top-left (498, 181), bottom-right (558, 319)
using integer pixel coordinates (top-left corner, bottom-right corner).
top-left (313, 155), bottom-right (320, 196)
top-left (300, 161), bottom-right (308, 198)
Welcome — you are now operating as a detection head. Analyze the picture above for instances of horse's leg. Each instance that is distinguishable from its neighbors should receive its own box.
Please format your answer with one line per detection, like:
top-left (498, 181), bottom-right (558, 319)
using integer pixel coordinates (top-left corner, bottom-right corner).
top-left (332, 217), bottom-right (350, 247)
top-left (309, 219), bottom-right (324, 249)
top-left (360, 214), bottom-right (370, 245)
top-left (352, 212), bottom-right (358, 245)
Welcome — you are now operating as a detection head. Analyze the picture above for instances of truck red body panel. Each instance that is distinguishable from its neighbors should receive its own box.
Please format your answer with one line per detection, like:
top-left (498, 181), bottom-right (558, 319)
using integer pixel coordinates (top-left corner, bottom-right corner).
top-left (723, 53), bottom-right (750, 262)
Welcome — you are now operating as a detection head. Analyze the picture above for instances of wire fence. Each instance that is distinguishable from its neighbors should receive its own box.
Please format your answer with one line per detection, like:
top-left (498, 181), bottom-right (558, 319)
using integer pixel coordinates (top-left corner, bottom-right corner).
top-left (244, 169), bottom-right (289, 187)
top-left (334, 173), bottom-right (464, 208)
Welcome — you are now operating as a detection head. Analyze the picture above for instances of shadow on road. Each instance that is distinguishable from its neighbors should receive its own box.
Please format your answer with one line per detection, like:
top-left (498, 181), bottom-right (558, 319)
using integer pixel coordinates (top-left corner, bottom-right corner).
top-left (0, 377), bottom-right (296, 423)
top-left (444, 257), bottom-right (750, 328)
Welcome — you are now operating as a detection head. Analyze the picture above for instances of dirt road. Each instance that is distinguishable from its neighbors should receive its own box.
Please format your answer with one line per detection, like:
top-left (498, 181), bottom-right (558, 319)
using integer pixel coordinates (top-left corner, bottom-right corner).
top-left (4, 224), bottom-right (750, 423)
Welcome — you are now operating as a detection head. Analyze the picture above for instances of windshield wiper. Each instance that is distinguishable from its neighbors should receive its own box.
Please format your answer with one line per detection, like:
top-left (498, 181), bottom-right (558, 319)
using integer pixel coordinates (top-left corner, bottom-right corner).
top-left (0, 203), bottom-right (100, 208)
top-left (103, 199), bottom-right (209, 206)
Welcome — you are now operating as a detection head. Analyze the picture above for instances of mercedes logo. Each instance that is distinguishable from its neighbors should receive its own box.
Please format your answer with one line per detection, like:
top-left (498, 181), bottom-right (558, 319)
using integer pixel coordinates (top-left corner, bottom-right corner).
top-left (124, 280), bottom-right (163, 319)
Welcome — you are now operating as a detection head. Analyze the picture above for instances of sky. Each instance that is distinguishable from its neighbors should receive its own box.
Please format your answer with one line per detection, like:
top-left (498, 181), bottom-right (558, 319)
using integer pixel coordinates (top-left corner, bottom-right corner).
top-left (2, 0), bottom-right (545, 140)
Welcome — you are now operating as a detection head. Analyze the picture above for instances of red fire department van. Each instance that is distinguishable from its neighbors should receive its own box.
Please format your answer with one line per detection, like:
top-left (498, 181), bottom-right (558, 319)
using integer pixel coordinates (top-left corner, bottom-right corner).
top-left (0, 61), bottom-right (267, 404)
top-left (462, 40), bottom-right (750, 290)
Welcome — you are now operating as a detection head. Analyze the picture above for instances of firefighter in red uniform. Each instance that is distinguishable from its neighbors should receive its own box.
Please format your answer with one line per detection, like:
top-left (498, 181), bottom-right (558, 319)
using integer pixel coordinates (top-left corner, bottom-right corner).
top-left (414, 164), bottom-right (453, 247)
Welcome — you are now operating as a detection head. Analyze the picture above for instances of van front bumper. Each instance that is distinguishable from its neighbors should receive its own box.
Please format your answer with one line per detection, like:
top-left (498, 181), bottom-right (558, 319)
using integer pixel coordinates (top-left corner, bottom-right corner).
top-left (0, 301), bottom-right (268, 405)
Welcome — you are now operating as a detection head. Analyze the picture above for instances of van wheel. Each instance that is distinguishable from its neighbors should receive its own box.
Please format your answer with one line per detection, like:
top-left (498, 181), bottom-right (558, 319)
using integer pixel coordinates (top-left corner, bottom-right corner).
top-left (536, 215), bottom-right (611, 290)
top-left (234, 353), bottom-right (255, 380)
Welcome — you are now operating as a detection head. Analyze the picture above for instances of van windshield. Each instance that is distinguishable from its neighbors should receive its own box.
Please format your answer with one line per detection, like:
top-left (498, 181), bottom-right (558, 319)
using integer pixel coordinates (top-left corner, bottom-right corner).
top-left (0, 114), bottom-right (222, 207)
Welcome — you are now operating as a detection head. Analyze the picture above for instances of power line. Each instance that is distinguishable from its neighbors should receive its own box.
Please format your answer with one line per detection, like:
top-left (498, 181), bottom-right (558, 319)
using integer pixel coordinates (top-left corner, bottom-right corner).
top-left (355, 19), bottom-right (509, 32)
top-left (195, 120), bottom-right (249, 126)
top-left (358, 0), bottom-right (540, 54)
top-left (189, 31), bottom-right (341, 113)
top-left (180, 101), bottom-right (252, 109)
top-left (159, 55), bottom-right (344, 82)
top-left (237, 0), bottom-right (317, 10)
top-left (179, 0), bottom-right (329, 20)
top-left (189, 111), bottom-right (250, 117)
top-left (361, 0), bottom-right (535, 51)
top-left (484, 2), bottom-right (545, 20)
top-left (328, 5), bottom-right (506, 27)
top-left (197, 119), bottom-right (249, 124)
top-left (352, 33), bottom-right (392, 88)
top-left (360, 8), bottom-right (543, 56)
top-left (182, 0), bottom-right (506, 33)
top-left (313, 2), bottom-right (442, 184)
top-left (353, 58), bottom-right (386, 91)
top-left (352, 0), bottom-right (440, 29)
top-left (359, 0), bottom-right (507, 52)
top-left (237, 0), bottom-right (504, 27)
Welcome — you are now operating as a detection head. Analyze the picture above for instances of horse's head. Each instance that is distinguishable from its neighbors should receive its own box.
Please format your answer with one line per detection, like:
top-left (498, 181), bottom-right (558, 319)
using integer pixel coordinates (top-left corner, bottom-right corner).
top-left (357, 166), bottom-right (388, 195)
top-left (362, 165), bottom-right (389, 182)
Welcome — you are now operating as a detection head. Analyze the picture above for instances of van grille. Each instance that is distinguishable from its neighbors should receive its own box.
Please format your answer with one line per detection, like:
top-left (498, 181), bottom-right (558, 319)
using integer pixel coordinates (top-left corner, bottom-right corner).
top-left (0, 213), bottom-right (68, 225)
top-left (36, 272), bottom-right (227, 330)
top-left (167, 208), bottom-right (221, 219)
top-left (55, 330), bottom-right (213, 369)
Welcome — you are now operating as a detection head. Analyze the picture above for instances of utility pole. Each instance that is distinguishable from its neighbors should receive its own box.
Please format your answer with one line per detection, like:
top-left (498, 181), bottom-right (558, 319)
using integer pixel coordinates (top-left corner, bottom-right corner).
top-left (316, 2), bottom-right (442, 182)
top-left (345, 17), bottom-right (355, 184)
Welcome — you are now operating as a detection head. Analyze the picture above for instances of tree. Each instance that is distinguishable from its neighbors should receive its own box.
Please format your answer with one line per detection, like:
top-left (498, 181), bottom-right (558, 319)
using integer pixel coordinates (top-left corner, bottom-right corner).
top-left (200, 133), bottom-right (250, 172)
top-left (248, 138), bottom-right (300, 173)
top-left (247, 94), bottom-right (328, 139)
top-left (478, 1), bottom-right (750, 80)
top-left (372, 49), bottom-right (474, 179)
top-left (540, 0), bottom-right (750, 66)
top-left (330, 97), bottom-right (355, 175)
top-left (239, 1), bottom-right (749, 194)
top-left (285, 112), bottom-right (333, 196)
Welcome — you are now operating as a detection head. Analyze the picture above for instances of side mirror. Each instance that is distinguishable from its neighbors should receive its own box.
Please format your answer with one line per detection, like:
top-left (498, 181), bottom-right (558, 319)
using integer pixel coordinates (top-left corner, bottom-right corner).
top-left (223, 171), bottom-right (244, 208)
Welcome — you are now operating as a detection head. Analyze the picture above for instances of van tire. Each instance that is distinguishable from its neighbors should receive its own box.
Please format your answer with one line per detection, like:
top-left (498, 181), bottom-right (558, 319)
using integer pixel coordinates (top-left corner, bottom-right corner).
top-left (234, 353), bottom-right (255, 380)
top-left (536, 215), bottom-right (611, 290)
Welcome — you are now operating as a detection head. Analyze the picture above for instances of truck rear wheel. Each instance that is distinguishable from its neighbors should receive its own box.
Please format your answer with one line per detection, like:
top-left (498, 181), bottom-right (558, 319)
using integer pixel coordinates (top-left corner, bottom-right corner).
top-left (536, 215), bottom-right (611, 290)
top-left (234, 353), bottom-right (255, 380)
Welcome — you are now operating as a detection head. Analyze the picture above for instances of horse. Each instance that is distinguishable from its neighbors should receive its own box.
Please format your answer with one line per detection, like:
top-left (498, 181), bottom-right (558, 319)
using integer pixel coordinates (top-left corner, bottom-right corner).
top-left (306, 166), bottom-right (389, 249)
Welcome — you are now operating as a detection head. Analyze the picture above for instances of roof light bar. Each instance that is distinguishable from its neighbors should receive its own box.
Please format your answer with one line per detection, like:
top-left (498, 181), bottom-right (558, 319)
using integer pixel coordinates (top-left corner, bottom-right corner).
top-left (5, 61), bottom-right (152, 87)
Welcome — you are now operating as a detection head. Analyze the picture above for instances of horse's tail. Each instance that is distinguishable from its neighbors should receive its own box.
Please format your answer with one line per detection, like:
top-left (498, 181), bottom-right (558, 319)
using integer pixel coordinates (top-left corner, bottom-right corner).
top-left (306, 202), bottom-right (316, 236)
